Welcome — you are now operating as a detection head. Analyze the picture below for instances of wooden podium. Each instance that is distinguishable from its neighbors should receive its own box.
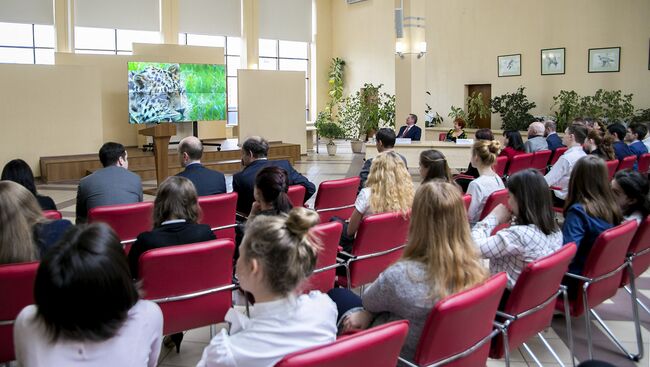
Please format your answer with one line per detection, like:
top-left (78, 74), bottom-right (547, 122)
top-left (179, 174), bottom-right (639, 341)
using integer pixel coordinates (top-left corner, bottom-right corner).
top-left (139, 123), bottom-right (176, 190)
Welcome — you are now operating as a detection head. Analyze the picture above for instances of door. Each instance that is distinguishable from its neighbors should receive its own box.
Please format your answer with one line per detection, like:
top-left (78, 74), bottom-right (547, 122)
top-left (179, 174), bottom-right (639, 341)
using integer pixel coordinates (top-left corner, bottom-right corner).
top-left (467, 84), bottom-right (491, 129)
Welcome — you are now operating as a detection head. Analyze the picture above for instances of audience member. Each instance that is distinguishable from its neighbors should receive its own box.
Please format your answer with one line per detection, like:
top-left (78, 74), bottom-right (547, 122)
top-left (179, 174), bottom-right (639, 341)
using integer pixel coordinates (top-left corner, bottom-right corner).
top-left (76, 142), bottom-right (142, 223)
top-left (233, 137), bottom-right (315, 215)
top-left (625, 123), bottom-right (649, 166)
top-left (445, 118), bottom-right (467, 142)
top-left (463, 128), bottom-right (494, 179)
top-left (545, 124), bottom-right (587, 207)
top-left (359, 128), bottom-right (407, 190)
top-left (0, 181), bottom-right (71, 263)
top-left (197, 208), bottom-right (337, 367)
top-left (499, 130), bottom-right (526, 166)
top-left (525, 121), bottom-right (549, 153)
top-left (607, 123), bottom-right (634, 161)
top-left (419, 150), bottom-right (453, 184)
top-left (2, 159), bottom-right (57, 210)
top-left (584, 129), bottom-right (616, 161)
top-left (642, 121), bottom-right (650, 152)
top-left (544, 120), bottom-right (565, 152)
top-left (472, 169), bottom-right (562, 291)
top-left (14, 224), bottom-right (163, 367)
top-left (396, 113), bottom-right (422, 141)
top-left (467, 140), bottom-right (505, 225)
top-left (343, 151), bottom-right (414, 251)
top-left (327, 181), bottom-right (487, 361)
top-left (176, 136), bottom-right (227, 196)
top-left (612, 170), bottom-right (649, 223)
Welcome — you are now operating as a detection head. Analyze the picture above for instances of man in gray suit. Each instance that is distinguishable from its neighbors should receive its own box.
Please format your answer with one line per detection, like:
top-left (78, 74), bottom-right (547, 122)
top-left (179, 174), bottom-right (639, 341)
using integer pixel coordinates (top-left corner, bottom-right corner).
top-left (525, 121), bottom-right (549, 153)
top-left (75, 142), bottom-right (143, 223)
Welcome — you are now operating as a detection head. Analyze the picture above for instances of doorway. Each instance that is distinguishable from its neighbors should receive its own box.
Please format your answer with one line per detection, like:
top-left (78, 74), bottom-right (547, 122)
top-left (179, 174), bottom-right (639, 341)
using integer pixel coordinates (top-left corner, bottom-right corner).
top-left (466, 84), bottom-right (491, 129)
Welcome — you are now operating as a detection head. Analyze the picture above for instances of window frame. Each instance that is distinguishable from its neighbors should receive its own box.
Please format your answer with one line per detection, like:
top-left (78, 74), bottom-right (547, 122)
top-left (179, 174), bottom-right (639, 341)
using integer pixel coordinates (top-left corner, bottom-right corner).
top-left (0, 23), bottom-right (55, 64)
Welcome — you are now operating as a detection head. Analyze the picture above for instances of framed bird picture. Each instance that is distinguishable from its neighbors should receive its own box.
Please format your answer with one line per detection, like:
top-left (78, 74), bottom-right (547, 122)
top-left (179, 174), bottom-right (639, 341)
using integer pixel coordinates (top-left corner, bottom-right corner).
top-left (541, 48), bottom-right (565, 75)
top-left (588, 47), bottom-right (620, 73)
top-left (498, 54), bottom-right (521, 77)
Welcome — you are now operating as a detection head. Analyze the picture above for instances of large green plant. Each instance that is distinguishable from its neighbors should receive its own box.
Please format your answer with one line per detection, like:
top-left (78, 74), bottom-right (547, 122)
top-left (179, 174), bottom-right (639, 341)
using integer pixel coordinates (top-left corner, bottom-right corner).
top-left (466, 92), bottom-right (490, 128)
top-left (338, 83), bottom-right (395, 140)
top-left (448, 106), bottom-right (467, 123)
top-left (632, 108), bottom-right (650, 123)
top-left (551, 90), bottom-right (581, 132)
top-left (326, 58), bottom-right (345, 113)
top-left (490, 87), bottom-right (537, 131)
top-left (315, 112), bottom-right (344, 144)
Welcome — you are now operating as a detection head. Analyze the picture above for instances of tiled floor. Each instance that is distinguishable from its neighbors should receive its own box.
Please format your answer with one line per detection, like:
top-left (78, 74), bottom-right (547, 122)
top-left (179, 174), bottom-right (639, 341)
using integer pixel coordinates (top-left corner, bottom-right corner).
top-left (36, 140), bottom-right (650, 366)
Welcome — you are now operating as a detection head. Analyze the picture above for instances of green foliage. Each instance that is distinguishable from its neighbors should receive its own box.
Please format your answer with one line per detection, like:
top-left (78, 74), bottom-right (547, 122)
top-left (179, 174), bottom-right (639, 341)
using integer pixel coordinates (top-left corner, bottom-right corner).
top-left (632, 108), bottom-right (650, 123)
top-left (466, 92), bottom-right (490, 128)
top-left (552, 89), bottom-right (635, 127)
top-left (551, 90), bottom-right (581, 132)
top-left (128, 62), bottom-right (170, 72)
top-left (326, 58), bottom-right (346, 113)
top-left (315, 113), bottom-right (344, 142)
top-left (338, 83), bottom-right (395, 140)
top-left (338, 94), bottom-right (362, 140)
top-left (448, 106), bottom-right (467, 122)
top-left (490, 87), bottom-right (536, 131)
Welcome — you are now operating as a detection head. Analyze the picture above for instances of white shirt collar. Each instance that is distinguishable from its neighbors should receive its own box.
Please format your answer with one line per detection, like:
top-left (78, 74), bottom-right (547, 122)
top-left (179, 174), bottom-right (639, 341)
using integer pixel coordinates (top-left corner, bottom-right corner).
top-left (250, 296), bottom-right (296, 318)
top-left (161, 219), bottom-right (187, 226)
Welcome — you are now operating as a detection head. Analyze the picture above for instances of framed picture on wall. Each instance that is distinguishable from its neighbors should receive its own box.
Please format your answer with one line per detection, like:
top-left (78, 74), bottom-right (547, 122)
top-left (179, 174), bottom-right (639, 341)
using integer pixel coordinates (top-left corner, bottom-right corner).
top-left (498, 54), bottom-right (521, 77)
top-left (588, 47), bottom-right (621, 73)
top-left (541, 48), bottom-right (565, 75)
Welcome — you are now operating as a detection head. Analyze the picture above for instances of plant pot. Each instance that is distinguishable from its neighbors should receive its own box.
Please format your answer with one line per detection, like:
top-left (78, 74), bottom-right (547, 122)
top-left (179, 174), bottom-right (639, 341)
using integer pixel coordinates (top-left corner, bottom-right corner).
top-left (350, 140), bottom-right (364, 153)
top-left (326, 142), bottom-right (337, 156)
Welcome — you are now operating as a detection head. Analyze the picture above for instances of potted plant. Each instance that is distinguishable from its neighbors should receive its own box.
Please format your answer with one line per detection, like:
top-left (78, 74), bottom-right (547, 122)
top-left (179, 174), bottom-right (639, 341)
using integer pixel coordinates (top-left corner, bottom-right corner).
top-left (551, 90), bottom-right (581, 132)
top-left (315, 112), bottom-right (343, 156)
top-left (448, 106), bottom-right (467, 124)
top-left (326, 58), bottom-right (345, 114)
top-left (490, 86), bottom-right (536, 131)
top-left (466, 92), bottom-right (490, 128)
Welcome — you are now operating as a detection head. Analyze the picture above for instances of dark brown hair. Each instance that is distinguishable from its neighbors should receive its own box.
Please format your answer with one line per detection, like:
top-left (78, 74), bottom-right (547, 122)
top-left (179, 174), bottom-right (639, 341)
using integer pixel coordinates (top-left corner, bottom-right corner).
top-left (419, 150), bottom-right (453, 183)
top-left (588, 129), bottom-right (615, 161)
top-left (507, 169), bottom-right (558, 235)
top-left (153, 176), bottom-right (200, 227)
top-left (255, 166), bottom-right (293, 215)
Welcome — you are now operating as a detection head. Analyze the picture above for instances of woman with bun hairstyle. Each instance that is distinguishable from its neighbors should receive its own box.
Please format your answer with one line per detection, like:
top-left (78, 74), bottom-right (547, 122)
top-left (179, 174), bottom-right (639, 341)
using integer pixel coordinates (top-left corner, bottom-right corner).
top-left (584, 129), bottom-right (616, 161)
top-left (467, 140), bottom-right (505, 224)
top-left (197, 207), bottom-right (337, 367)
top-left (249, 166), bottom-right (293, 217)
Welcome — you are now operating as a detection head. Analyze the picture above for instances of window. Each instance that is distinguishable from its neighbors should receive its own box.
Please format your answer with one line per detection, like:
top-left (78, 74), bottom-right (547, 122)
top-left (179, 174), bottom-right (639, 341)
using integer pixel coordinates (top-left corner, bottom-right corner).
top-left (75, 27), bottom-right (160, 55)
top-left (0, 22), bottom-right (54, 64)
top-left (259, 39), bottom-right (310, 120)
top-left (179, 33), bottom-right (241, 125)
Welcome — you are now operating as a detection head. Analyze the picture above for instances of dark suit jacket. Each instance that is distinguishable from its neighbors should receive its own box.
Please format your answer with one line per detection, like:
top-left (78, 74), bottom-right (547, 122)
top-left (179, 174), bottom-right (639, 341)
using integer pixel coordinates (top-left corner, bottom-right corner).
top-left (546, 133), bottom-right (565, 152)
top-left (34, 219), bottom-right (73, 258)
top-left (176, 163), bottom-right (227, 196)
top-left (396, 125), bottom-right (422, 141)
top-left (128, 221), bottom-right (216, 277)
top-left (613, 141), bottom-right (634, 161)
top-left (232, 159), bottom-right (316, 215)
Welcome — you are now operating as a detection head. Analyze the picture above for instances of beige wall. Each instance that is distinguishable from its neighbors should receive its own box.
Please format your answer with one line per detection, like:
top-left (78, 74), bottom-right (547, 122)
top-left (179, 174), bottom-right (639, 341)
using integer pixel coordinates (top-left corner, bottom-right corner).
top-left (312, 0), bottom-right (333, 120)
top-left (0, 64), bottom-right (103, 175)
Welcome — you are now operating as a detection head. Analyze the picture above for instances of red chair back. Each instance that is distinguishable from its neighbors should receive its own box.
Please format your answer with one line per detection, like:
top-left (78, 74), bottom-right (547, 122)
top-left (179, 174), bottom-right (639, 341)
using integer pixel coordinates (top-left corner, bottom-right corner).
top-left (88, 201), bottom-right (154, 248)
top-left (638, 153), bottom-right (650, 175)
top-left (617, 155), bottom-right (637, 172)
top-left (479, 189), bottom-right (509, 221)
top-left (490, 244), bottom-right (577, 358)
top-left (622, 216), bottom-right (650, 287)
top-left (606, 160), bottom-right (619, 180)
top-left (494, 156), bottom-right (508, 177)
top-left (314, 177), bottom-right (361, 223)
top-left (288, 185), bottom-right (307, 207)
top-left (275, 320), bottom-right (409, 367)
top-left (462, 194), bottom-right (472, 213)
top-left (300, 222), bottom-right (343, 293)
top-left (413, 273), bottom-right (507, 367)
top-left (531, 150), bottom-right (552, 174)
top-left (43, 210), bottom-right (62, 220)
top-left (139, 239), bottom-right (235, 335)
top-left (198, 192), bottom-right (238, 240)
top-left (343, 211), bottom-right (410, 288)
top-left (0, 262), bottom-right (39, 363)
top-left (506, 153), bottom-right (534, 177)
top-left (549, 147), bottom-right (568, 166)
top-left (439, 132), bottom-right (447, 141)
top-left (568, 220), bottom-right (638, 316)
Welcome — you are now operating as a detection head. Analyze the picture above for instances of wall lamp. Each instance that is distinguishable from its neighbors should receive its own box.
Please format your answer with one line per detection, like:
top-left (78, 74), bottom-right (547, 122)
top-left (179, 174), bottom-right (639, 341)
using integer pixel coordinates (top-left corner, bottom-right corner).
top-left (396, 41), bottom-right (427, 59)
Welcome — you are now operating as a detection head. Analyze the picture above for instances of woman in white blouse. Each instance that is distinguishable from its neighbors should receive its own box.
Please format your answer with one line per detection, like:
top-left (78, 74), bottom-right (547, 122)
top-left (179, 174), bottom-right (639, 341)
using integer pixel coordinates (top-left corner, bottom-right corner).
top-left (471, 168), bottom-right (563, 291)
top-left (197, 207), bottom-right (338, 367)
top-left (14, 223), bottom-right (163, 367)
top-left (467, 140), bottom-right (505, 225)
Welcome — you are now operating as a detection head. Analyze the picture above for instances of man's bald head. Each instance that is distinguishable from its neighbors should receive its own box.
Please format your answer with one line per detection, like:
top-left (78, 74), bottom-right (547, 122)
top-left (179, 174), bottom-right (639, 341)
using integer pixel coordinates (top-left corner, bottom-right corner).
top-left (179, 136), bottom-right (203, 163)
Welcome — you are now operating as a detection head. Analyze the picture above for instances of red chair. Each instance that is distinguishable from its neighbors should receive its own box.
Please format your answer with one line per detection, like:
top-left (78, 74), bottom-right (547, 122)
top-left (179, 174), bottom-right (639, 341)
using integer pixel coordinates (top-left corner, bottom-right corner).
top-left (88, 201), bottom-right (154, 253)
top-left (0, 262), bottom-right (39, 363)
top-left (638, 153), bottom-right (650, 175)
top-left (288, 185), bottom-right (307, 207)
top-left (462, 194), bottom-right (472, 213)
top-left (338, 211), bottom-right (410, 289)
top-left (198, 192), bottom-right (238, 240)
top-left (531, 150), bottom-right (552, 174)
top-left (300, 222), bottom-right (343, 293)
top-left (621, 216), bottom-right (650, 316)
top-left (43, 210), bottom-right (62, 220)
top-left (617, 155), bottom-right (636, 172)
top-left (606, 160), bottom-right (619, 180)
top-left (549, 147), bottom-right (568, 166)
top-left (505, 153), bottom-right (534, 178)
top-left (494, 156), bottom-right (508, 178)
top-left (439, 132), bottom-right (447, 141)
top-left (556, 220), bottom-right (641, 361)
top-left (478, 189), bottom-right (509, 221)
top-left (275, 320), bottom-right (409, 367)
top-left (399, 273), bottom-right (507, 367)
top-left (139, 239), bottom-right (235, 337)
top-left (490, 244), bottom-right (577, 365)
top-left (313, 177), bottom-right (360, 223)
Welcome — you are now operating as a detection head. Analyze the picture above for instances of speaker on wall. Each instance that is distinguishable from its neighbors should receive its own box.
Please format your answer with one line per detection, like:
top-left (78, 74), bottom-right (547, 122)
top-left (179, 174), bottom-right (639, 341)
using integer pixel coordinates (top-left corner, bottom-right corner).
top-left (395, 8), bottom-right (403, 38)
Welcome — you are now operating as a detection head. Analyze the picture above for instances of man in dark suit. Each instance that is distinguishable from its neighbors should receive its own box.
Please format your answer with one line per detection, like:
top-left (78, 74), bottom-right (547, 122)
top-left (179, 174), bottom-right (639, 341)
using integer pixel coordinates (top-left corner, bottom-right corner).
top-left (233, 136), bottom-right (315, 215)
top-left (396, 113), bottom-right (422, 141)
top-left (75, 142), bottom-right (142, 223)
top-left (176, 136), bottom-right (227, 196)
top-left (544, 120), bottom-right (565, 152)
top-left (608, 123), bottom-right (634, 161)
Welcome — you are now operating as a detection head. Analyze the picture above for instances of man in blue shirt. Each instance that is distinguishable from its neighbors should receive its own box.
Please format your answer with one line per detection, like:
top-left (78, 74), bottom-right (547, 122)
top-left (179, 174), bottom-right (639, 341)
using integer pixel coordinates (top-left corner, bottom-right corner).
top-left (607, 123), bottom-right (634, 161)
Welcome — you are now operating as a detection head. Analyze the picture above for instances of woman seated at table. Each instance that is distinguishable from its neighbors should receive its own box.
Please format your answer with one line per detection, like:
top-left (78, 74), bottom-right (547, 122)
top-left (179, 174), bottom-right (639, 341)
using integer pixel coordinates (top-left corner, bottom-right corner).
top-left (445, 118), bottom-right (467, 142)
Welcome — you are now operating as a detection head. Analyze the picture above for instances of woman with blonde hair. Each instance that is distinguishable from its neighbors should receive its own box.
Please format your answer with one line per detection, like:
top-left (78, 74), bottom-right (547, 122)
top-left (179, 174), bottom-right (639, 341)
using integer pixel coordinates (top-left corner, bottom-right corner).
top-left (328, 181), bottom-right (488, 361)
top-left (0, 181), bottom-right (71, 264)
top-left (343, 151), bottom-right (414, 251)
top-left (467, 140), bottom-right (505, 224)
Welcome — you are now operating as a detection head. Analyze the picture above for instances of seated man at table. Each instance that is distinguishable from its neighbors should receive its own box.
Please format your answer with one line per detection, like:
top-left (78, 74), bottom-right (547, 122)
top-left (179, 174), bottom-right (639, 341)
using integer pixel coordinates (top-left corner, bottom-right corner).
top-left (233, 136), bottom-right (315, 215)
top-left (359, 128), bottom-right (407, 190)
top-left (396, 114), bottom-right (422, 141)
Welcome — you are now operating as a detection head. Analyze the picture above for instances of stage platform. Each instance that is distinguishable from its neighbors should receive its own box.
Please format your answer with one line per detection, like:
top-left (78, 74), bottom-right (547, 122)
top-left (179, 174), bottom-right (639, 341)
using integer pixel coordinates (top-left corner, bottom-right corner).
top-left (39, 139), bottom-right (301, 183)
